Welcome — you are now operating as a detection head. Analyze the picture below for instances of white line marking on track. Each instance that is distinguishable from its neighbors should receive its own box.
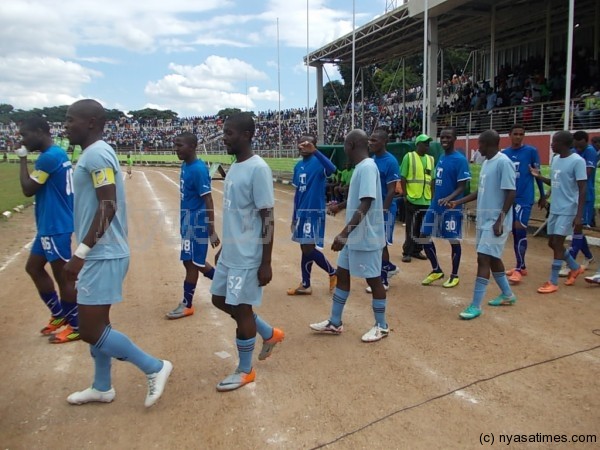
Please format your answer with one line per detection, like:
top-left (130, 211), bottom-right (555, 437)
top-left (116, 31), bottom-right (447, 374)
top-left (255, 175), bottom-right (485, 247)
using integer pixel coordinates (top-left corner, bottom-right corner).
top-left (139, 171), bottom-right (179, 251)
top-left (0, 240), bottom-right (33, 273)
top-left (454, 390), bottom-right (479, 404)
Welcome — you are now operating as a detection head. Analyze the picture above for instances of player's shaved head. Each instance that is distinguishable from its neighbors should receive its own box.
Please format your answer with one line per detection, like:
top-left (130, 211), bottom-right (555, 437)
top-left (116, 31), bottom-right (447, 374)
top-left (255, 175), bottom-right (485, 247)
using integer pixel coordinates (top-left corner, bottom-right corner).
top-left (299, 134), bottom-right (316, 144)
top-left (372, 128), bottom-right (388, 142)
top-left (346, 129), bottom-right (369, 148)
top-left (69, 99), bottom-right (106, 128)
top-left (553, 130), bottom-right (573, 147)
top-left (177, 132), bottom-right (197, 147)
top-left (479, 129), bottom-right (500, 146)
top-left (20, 116), bottom-right (50, 134)
top-left (226, 112), bottom-right (255, 138)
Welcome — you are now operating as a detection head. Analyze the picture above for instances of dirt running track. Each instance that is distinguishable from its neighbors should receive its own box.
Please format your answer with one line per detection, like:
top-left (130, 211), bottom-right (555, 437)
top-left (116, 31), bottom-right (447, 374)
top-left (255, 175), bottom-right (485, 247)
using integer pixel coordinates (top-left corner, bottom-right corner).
top-left (1, 166), bottom-right (599, 450)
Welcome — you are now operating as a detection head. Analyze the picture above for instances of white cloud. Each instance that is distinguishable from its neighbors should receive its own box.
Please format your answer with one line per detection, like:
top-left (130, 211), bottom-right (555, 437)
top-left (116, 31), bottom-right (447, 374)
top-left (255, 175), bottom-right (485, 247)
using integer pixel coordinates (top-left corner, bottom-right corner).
top-left (77, 56), bottom-right (119, 64)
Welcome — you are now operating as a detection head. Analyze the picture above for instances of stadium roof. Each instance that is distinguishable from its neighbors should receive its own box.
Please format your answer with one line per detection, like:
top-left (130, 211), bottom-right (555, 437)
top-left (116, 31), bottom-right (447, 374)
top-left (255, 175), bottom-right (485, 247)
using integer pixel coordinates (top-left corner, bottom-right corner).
top-left (305, 0), bottom-right (598, 67)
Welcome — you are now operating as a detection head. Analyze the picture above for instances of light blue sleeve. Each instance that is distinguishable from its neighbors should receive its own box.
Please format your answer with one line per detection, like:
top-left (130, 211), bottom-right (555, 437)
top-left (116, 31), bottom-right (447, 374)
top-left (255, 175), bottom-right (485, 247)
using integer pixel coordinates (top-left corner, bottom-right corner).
top-left (358, 164), bottom-right (378, 200)
top-left (500, 158), bottom-right (516, 190)
top-left (574, 157), bottom-right (588, 181)
top-left (84, 146), bottom-right (118, 173)
top-left (252, 163), bottom-right (275, 209)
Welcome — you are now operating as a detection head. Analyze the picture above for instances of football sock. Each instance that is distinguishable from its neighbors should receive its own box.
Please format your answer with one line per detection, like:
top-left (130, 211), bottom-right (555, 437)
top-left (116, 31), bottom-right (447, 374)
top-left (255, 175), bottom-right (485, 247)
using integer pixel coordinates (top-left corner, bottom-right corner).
top-left (330, 287), bottom-right (349, 327)
top-left (310, 249), bottom-right (335, 276)
top-left (564, 249), bottom-right (580, 271)
top-left (62, 300), bottom-right (79, 330)
top-left (40, 291), bottom-right (63, 317)
top-left (236, 337), bottom-right (255, 374)
top-left (450, 243), bottom-right (462, 277)
top-left (569, 234), bottom-right (591, 260)
top-left (95, 325), bottom-right (162, 375)
top-left (513, 228), bottom-right (528, 270)
top-left (253, 313), bottom-right (273, 340)
top-left (380, 263), bottom-right (389, 285)
top-left (550, 259), bottom-right (562, 285)
top-left (424, 242), bottom-right (441, 272)
top-left (203, 268), bottom-right (215, 280)
top-left (580, 236), bottom-right (593, 260)
top-left (90, 344), bottom-right (112, 392)
top-left (492, 271), bottom-right (513, 297)
top-left (372, 299), bottom-right (387, 328)
top-left (182, 281), bottom-right (196, 308)
top-left (471, 277), bottom-right (489, 309)
top-left (301, 253), bottom-right (313, 288)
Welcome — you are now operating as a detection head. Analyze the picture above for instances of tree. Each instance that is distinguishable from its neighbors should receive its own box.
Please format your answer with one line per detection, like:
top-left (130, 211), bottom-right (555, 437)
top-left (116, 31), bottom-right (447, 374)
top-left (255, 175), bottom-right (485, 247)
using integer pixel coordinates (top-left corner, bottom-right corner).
top-left (128, 108), bottom-right (178, 120)
top-left (323, 80), bottom-right (350, 107)
top-left (216, 108), bottom-right (242, 118)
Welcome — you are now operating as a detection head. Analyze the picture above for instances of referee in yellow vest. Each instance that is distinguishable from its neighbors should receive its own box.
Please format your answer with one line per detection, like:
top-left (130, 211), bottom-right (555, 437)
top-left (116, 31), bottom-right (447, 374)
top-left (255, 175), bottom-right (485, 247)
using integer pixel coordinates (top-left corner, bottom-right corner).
top-left (400, 134), bottom-right (435, 262)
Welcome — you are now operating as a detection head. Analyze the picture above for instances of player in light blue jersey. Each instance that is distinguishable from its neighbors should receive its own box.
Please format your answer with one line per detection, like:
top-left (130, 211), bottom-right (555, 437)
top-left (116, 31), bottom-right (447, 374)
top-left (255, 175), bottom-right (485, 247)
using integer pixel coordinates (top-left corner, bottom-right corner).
top-left (211, 113), bottom-right (284, 392)
top-left (311, 129), bottom-right (389, 343)
top-left (287, 134), bottom-right (337, 296)
top-left (166, 132), bottom-right (219, 319)
top-left (531, 131), bottom-right (588, 293)
top-left (562, 131), bottom-right (596, 272)
top-left (367, 128), bottom-right (400, 292)
top-left (16, 117), bottom-right (79, 343)
top-left (502, 124), bottom-right (546, 283)
top-left (421, 127), bottom-right (471, 288)
top-left (63, 100), bottom-right (172, 407)
top-left (450, 130), bottom-right (516, 320)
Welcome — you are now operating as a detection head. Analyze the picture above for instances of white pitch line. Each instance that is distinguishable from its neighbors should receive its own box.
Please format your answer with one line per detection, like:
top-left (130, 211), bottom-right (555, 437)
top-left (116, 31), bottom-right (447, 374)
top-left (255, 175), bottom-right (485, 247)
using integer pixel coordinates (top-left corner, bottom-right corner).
top-left (0, 240), bottom-right (33, 273)
top-left (138, 171), bottom-right (179, 251)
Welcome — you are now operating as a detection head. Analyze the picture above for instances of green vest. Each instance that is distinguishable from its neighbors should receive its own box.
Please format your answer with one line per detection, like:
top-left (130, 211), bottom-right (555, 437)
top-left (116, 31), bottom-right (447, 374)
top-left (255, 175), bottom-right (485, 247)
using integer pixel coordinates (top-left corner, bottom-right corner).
top-left (405, 152), bottom-right (434, 201)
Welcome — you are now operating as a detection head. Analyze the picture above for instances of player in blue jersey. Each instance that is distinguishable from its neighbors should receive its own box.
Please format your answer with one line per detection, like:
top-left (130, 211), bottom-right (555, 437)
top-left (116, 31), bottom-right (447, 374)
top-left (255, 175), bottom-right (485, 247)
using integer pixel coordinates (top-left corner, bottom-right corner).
top-left (502, 124), bottom-right (546, 283)
top-left (450, 130), bottom-right (516, 320)
top-left (421, 127), bottom-right (471, 288)
top-left (211, 113), bottom-right (284, 392)
top-left (366, 128), bottom-right (400, 292)
top-left (63, 100), bottom-right (172, 407)
top-left (16, 117), bottom-right (79, 343)
top-left (287, 134), bottom-right (337, 296)
top-left (166, 132), bottom-right (220, 319)
top-left (311, 129), bottom-right (389, 343)
top-left (531, 131), bottom-right (588, 293)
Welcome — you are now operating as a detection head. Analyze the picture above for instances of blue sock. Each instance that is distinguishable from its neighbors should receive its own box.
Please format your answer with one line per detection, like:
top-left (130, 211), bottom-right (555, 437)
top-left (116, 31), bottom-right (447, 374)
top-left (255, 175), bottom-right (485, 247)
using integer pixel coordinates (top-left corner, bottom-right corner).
top-left (310, 249), bottom-right (335, 276)
top-left (450, 243), bottom-right (462, 277)
top-left (62, 301), bottom-right (79, 330)
top-left (380, 262), bottom-right (389, 285)
top-left (301, 253), bottom-right (313, 288)
top-left (492, 271), bottom-right (513, 297)
top-left (550, 259), bottom-right (563, 285)
top-left (182, 281), bottom-right (196, 308)
top-left (254, 313), bottom-right (273, 340)
top-left (580, 235), bottom-right (593, 259)
top-left (203, 267), bottom-right (215, 280)
top-left (471, 277), bottom-right (489, 309)
top-left (40, 291), bottom-right (63, 317)
top-left (383, 261), bottom-right (397, 272)
top-left (570, 234), bottom-right (584, 259)
top-left (330, 288), bottom-right (349, 327)
top-left (563, 249), bottom-right (580, 271)
top-left (90, 344), bottom-right (112, 392)
top-left (372, 299), bottom-right (387, 328)
top-left (95, 325), bottom-right (162, 375)
top-left (513, 229), bottom-right (528, 270)
top-left (236, 337), bottom-right (255, 374)
top-left (424, 242), bottom-right (441, 272)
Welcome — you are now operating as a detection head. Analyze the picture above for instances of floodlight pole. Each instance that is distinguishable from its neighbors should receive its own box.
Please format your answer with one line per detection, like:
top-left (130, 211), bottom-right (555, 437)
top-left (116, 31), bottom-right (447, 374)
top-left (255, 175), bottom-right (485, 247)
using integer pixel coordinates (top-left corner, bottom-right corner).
top-left (351, 0), bottom-right (356, 129)
top-left (423, 0), bottom-right (429, 135)
top-left (306, 0), bottom-right (310, 132)
top-left (563, 0), bottom-right (574, 130)
top-left (277, 17), bottom-right (282, 158)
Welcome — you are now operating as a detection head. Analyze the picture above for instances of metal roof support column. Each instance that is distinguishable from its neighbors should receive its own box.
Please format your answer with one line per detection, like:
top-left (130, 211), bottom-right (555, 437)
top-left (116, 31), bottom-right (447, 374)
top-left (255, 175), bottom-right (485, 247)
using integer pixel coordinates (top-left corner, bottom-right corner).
top-left (564, 0), bottom-right (575, 130)
top-left (423, 0), bottom-right (429, 135)
top-left (595, 0), bottom-right (599, 61)
top-left (490, 5), bottom-right (496, 88)
top-left (428, 16), bottom-right (438, 139)
top-left (316, 63), bottom-right (324, 145)
top-left (545, 3), bottom-right (551, 80)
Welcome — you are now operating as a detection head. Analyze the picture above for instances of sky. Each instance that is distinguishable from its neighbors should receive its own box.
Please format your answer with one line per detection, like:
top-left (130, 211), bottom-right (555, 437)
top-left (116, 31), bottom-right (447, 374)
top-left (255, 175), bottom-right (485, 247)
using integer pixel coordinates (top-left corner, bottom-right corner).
top-left (0, 0), bottom-right (390, 117)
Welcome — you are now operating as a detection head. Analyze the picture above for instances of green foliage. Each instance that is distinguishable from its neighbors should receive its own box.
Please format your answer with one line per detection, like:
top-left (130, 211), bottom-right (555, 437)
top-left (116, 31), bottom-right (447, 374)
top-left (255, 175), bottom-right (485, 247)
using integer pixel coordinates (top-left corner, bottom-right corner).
top-left (323, 80), bottom-right (350, 107)
top-left (216, 108), bottom-right (242, 118)
top-left (0, 104), bottom-right (125, 124)
top-left (128, 108), bottom-right (178, 121)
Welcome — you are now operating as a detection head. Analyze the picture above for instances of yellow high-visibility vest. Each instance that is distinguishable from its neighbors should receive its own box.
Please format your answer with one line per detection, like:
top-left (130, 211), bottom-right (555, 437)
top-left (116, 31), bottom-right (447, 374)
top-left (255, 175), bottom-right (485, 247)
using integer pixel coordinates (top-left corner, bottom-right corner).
top-left (405, 151), bottom-right (434, 200)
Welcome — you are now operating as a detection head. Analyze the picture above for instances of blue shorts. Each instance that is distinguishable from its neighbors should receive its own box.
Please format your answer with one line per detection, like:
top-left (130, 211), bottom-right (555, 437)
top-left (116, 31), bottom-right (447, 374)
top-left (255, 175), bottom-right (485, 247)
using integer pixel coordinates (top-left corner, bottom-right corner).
top-left (547, 214), bottom-right (575, 237)
top-left (210, 262), bottom-right (263, 307)
top-left (421, 209), bottom-right (463, 240)
top-left (77, 257), bottom-right (129, 305)
top-left (475, 228), bottom-right (510, 259)
top-left (384, 209), bottom-right (396, 245)
top-left (513, 204), bottom-right (532, 227)
top-left (180, 235), bottom-right (208, 267)
top-left (292, 214), bottom-right (326, 248)
top-left (337, 246), bottom-right (382, 279)
top-left (31, 233), bottom-right (72, 262)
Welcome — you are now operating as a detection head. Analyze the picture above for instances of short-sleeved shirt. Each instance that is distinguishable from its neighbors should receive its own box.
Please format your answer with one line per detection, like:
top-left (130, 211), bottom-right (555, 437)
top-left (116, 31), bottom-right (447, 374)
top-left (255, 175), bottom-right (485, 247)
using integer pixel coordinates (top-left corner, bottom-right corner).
top-left (373, 151), bottom-right (400, 212)
top-left (502, 144), bottom-right (542, 205)
top-left (31, 145), bottom-right (74, 236)
top-left (431, 151), bottom-right (471, 213)
top-left (180, 159), bottom-right (211, 237)
top-left (220, 155), bottom-right (275, 269)
top-left (549, 153), bottom-right (587, 216)
top-left (345, 158), bottom-right (385, 251)
top-left (73, 140), bottom-right (129, 260)
top-left (292, 154), bottom-right (328, 219)
top-left (575, 145), bottom-right (597, 202)
top-left (476, 153), bottom-right (516, 230)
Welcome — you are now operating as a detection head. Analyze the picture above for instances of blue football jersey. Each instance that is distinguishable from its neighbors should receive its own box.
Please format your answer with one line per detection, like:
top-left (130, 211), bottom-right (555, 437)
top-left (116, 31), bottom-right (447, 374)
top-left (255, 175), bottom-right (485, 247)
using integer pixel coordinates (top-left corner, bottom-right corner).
top-left (432, 151), bottom-right (471, 212)
top-left (502, 144), bottom-right (542, 205)
top-left (31, 145), bottom-right (74, 236)
top-left (575, 144), bottom-right (597, 202)
top-left (180, 159), bottom-right (211, 235)
top-left (293, 154), bottom-right (329, 219)
top-left (373, 151), bottom-right (400, 211)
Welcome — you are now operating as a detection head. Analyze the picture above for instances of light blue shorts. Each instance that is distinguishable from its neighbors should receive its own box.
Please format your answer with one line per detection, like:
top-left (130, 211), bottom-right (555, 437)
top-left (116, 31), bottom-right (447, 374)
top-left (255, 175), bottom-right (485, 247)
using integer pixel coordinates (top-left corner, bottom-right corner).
top-left (31, 233), bottom-right (72, 262)
top-left (475, 228), bottom-right (509, 259)
top-left (210, 262), bottom-right (263, 307)
top-left (77, 257), bottom-right (129, 305)
top-left (547, 214), bottom-right (575, 237)
top-left (337, 245), bottom-right (383, 279)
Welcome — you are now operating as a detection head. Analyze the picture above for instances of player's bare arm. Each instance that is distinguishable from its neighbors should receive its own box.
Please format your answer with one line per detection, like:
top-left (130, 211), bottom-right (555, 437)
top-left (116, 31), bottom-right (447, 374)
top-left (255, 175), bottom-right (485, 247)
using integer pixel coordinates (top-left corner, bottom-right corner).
top-left (438, 180), bottom-right (468, 207)
top-left (493, 189), bottom-right (516, 237)
top-left (258, 207), bottom-right (274, 286)
top-left (573, 180), bottom-right (587, 233)
top-left (203, 193), bottom-right (220, 248)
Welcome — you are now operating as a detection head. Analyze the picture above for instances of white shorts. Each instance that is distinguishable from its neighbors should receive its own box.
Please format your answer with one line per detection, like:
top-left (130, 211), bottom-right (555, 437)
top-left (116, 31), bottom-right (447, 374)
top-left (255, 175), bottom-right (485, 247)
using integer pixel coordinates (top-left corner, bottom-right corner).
top-left (337, 246), bottom-right (383, 279)
top-left (210, 262), bottom-right (264, 306)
